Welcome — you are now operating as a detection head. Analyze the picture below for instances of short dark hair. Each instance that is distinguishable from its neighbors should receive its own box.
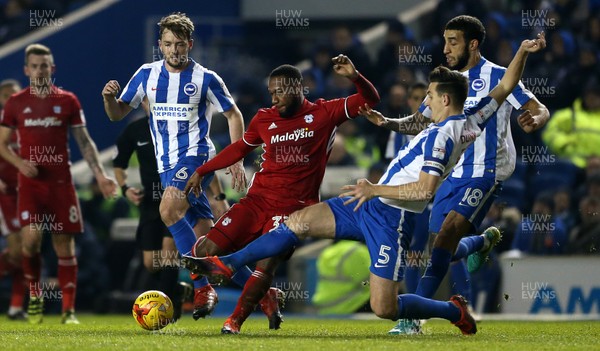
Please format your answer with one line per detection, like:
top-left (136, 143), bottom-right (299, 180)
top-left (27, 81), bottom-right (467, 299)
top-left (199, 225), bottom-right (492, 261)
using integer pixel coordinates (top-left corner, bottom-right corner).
top-left (158, 12), bottom-right (194, 41)
top-left (269, 64), bottom-right (302, 81)
top-left (445, 15), bottom-right (486, 48)
top-left (428, 66), bottom-right (468, 108)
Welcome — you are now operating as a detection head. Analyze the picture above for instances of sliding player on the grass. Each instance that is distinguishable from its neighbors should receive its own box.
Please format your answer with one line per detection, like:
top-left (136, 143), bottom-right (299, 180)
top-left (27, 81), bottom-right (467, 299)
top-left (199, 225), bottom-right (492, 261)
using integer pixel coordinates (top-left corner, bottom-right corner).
top-left (184, 54), bottom-right (380, 334)
top-left (182, 35), bottom-right (545, 335)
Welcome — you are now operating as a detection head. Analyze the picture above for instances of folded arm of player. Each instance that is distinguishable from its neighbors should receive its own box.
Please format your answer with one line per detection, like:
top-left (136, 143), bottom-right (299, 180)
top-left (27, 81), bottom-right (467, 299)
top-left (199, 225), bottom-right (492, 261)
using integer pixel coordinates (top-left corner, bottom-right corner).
top-left (72, 126), bottom-right (117, 198)
top-left (184, 139), bottom-right (256, 197)
top-left (358, 105), bottom-right (429, 135)
top-left (102, 80), bottom-right (133, 121)
top-left (340, 171), bottom-right (439, 211)
top-left (0, 126), bottom-right (38, 178)
top-left (331, 54), bottom-right (380, 113)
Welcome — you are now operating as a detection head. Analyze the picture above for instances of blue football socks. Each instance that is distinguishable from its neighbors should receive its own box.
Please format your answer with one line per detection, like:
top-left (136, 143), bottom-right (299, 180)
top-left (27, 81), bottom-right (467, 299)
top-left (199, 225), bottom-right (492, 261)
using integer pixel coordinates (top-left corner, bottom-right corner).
top-left (168, 218), bottom-right (209, 288)
top-left (231, 266), bottom-right (253, 287)
top-left (452, 235), bottom-right (485, 261)
top-left (415, 247), bottom-right (452, 298)
top-left (221, 224), bottom-right (300, 270)
top-left (404, 263), bottom-right (421, 294)
top-left (397, 294), bottom-right (460, 322)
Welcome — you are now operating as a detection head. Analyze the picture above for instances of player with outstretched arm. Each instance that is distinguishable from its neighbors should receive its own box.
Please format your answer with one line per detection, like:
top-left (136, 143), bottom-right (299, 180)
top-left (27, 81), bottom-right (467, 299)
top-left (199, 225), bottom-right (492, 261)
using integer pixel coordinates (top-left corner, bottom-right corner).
top-left (181, 54), bottom-right (380, 334)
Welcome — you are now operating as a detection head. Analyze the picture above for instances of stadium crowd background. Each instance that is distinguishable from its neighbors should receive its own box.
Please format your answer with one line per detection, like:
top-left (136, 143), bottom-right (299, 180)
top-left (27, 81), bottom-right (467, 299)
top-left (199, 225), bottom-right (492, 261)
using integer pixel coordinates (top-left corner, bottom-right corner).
top-left (0, 0), bottom-right (599, 314)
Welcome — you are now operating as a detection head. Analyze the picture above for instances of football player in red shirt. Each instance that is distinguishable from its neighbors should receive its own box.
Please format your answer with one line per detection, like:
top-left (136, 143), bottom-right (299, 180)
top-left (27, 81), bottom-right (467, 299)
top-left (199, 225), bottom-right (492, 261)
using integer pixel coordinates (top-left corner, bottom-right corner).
top-left (0, 44), bottom-right (117, 324)
top-left (0, 79), bottom-right (27, 320)
top-left (184, 54), bottom-right (380, 334)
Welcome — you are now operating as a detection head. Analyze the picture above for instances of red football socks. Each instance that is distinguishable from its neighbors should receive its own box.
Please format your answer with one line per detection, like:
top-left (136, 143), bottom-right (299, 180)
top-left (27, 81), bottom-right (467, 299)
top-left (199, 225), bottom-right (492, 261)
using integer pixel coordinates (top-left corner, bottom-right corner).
top-left (22, 253), bottom-right (42, 298)
top-left (58, 256), bottom-right (78, 312)
top-left (230, 268), bottom-right (273, 324)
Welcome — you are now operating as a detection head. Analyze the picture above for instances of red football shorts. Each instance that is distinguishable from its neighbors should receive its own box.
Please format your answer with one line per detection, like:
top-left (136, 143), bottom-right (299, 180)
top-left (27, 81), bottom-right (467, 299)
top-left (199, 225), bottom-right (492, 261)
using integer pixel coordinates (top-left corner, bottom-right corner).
top-left (18, 179), bottom-right (83, 234)
top-left (206, 193), bottom-right (309, 253)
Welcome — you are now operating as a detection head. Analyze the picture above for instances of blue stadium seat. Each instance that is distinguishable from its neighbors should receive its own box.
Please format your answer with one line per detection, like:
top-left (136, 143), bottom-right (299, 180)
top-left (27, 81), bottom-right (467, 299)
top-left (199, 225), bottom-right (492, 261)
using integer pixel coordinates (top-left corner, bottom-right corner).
top-left (528, 158), bottom-right (578, 199)
top-left (497, 176), bottom-right (527, 211)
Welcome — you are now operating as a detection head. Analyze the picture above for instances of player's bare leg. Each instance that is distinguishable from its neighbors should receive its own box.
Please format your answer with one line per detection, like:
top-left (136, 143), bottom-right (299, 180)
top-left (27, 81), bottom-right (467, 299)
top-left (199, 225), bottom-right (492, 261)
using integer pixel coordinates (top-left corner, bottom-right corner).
top-left (192, 218), bottom-right (214, 238)
top-left (369, 273), bottom-right (402, 320)
top-left (52, 233), bottom-right (79, 324)
top-left (160, 187), bottom-right (190, 228)
top-left (432, 211), bottom-right (472, 253)
top-left (160, 186), bottom-right (218, 319)
top-left (287, 202), bottom-right (337, 240)
top-left (21, 225), bottom-right (43, 324)
top-left (222, 256), bottom-right (285, 334)
top-left (192, 234), bottom-right (227, 258)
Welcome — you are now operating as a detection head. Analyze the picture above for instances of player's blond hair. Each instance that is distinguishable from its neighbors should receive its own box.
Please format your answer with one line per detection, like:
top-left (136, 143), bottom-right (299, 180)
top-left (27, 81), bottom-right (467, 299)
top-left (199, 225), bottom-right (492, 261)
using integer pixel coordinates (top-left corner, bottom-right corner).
top-left (158, 12), bottom-right (194, 41)
top-left (24, 43), bottom-right (54, 65)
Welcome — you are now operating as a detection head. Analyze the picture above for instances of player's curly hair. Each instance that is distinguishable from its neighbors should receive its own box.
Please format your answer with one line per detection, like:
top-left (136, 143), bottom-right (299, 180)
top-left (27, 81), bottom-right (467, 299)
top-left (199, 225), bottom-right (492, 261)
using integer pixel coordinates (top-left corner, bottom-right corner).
top-left (445, 15), bottom-right (486, 48)
top-left (158, 12), bottom-right (194, 41)
top-left (24, 43), bottom-right (53, 65)
top-left (269, 64), bottom-right (302, 81)
top-left (428, 66), bottom-right (468, 108)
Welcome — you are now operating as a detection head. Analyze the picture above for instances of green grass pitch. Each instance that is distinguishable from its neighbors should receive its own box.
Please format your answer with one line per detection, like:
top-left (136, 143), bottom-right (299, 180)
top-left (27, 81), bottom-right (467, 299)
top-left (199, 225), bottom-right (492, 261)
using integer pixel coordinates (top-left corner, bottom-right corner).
top-left (0, 315), bottom-right (598, 350)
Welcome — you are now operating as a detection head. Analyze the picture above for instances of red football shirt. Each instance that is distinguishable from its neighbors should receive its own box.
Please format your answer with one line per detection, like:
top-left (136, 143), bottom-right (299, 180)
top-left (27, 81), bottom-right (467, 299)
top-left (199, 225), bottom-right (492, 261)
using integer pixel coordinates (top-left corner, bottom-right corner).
top-left (243, 97), bottom-right (354, 206)
top-left (0, 86), bottom-right (85, 182)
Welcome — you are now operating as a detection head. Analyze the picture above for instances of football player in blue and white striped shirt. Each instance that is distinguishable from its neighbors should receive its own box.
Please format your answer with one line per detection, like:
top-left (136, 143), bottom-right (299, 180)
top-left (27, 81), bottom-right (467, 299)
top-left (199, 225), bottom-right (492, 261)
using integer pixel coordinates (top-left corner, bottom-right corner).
top-left (102, 12), bottom-right (246, 320)
top-left (418, 18), bottom-right (549, 302)
top-left (386, 17), bottom-right (550, 334)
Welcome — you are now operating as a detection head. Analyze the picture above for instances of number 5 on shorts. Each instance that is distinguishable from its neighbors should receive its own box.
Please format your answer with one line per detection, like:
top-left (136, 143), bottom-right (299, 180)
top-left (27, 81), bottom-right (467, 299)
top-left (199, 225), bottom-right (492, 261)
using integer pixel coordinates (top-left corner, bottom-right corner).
top-left (378, 245), bottom-right (391, 265)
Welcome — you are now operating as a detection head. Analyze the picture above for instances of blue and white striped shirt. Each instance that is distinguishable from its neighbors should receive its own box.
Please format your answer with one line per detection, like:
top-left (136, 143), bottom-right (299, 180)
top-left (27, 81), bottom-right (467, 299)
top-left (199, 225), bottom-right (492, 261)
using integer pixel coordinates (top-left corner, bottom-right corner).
top-left (120, 59), bottom-right (235, 173)
top-left (382, 97), bottom-right (498, 212)
top-left (420, 58), bottom-right (533, 181)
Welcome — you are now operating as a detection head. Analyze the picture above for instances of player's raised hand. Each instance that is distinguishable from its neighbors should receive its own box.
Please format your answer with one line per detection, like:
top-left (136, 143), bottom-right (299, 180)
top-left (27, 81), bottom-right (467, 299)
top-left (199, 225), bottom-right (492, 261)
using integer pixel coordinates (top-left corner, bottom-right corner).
top-left (18, 159), bottom-right (38, 178)
top-left (184, 171), bottom-right (204, 198)
top-left (102, 80), bottom-right (121, 99)
top-left (97, 175), bottom-right (118, 199)
top-left (358, 104), bottom-right (387, 127)
top-left (521, 32), bottom-right (546, 53)
top-left (332, 54), bottom-right (358, 80)
top-left (339, 178), bottom-right (376, 211)
top-left (225, 160), bottom-right (247, 192)
top-left (124, 186), bottom-right (144, 206)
